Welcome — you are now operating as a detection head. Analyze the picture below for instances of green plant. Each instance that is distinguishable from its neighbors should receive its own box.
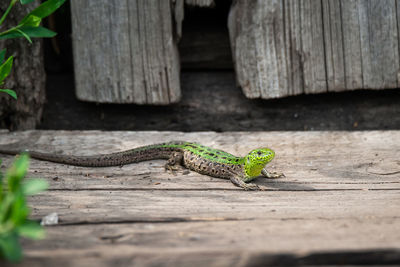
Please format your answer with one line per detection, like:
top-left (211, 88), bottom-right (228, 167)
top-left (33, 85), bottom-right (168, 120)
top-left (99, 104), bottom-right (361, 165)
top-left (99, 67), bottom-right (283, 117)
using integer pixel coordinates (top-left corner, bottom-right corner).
top-left (0, 0), bottom-right (66, 99)
top-left (0, 154), bottom-right (48, 262)
top-left (0, 1), bottom-right (65, 261)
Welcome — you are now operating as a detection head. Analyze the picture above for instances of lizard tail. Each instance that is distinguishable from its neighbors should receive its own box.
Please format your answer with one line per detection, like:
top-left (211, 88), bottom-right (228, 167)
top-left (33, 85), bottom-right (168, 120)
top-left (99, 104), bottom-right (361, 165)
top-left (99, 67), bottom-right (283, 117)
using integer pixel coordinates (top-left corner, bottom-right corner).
top-left (0, 143), bottom-right (184, 167)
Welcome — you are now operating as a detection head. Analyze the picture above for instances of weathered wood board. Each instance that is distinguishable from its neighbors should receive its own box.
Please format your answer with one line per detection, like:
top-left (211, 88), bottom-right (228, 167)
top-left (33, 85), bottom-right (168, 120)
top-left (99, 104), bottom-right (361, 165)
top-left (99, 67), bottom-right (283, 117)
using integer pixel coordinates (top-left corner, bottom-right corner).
top-left (228, 0), bottom-right (400, 99)
top-left (71, 0), bottom-right (181, 104)
top-left (0, 130), bottom-right (399, 266)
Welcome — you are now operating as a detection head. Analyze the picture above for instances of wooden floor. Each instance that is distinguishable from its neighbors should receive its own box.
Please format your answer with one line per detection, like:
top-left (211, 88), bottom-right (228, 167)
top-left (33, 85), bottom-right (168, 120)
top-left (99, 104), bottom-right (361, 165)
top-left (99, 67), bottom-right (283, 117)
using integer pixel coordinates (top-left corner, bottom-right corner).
top-left (0, 130), bottom-right (399, 266)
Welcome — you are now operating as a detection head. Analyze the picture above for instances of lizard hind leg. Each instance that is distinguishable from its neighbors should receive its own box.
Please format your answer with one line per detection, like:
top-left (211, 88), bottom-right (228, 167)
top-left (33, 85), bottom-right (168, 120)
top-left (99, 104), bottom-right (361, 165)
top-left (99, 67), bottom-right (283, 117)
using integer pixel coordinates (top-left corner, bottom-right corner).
top-left (164, 152), bottom-right (184, 174)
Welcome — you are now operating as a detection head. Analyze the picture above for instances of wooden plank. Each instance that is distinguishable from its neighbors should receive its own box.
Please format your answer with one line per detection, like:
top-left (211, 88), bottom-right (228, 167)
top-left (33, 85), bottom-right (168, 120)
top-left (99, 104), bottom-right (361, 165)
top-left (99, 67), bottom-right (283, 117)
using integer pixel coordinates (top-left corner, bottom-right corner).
top-left (340, 0), bottom-right (363, 90)
top-left (70, 0), bottom-right (181, 104)
top-left (0, 131), bottom-right (399, 191)
top-left (322, 0), bottom-right (346, 91)
top-left (12, 218), bottom-right (399, 266)
top-left (300, 0), bottom-right (327, 94)
top-left (0, 130), bottom-right (399, 266)
top-left (228, 0), bottom-right (400, 99)
top-left (358, 0), bottom-right (399, 89)
top-left (1, 155), bottom-right (399, 191)
top-left (25, 190), bottom-right (400, 223)
top-left (284, 0), bottom-right (303, 96)
top-left (20, 219), bottom-right (400, 254)
top-left (228, 0), bottom-right (289, 98)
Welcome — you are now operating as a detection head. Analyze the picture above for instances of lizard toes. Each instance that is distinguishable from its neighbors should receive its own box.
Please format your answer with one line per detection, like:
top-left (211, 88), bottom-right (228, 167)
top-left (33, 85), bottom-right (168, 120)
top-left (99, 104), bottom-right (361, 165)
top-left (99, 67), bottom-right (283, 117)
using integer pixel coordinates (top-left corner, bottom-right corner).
top-left (244, 183), bottom-right (260, 191)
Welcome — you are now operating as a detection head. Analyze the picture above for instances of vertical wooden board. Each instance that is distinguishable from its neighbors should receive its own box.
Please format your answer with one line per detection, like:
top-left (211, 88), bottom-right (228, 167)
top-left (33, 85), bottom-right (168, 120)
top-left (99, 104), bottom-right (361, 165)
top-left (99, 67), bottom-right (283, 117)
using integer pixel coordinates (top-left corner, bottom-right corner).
top-left (228, 0), bottom-right (328, 99)
top-left (160, 1), bottom-right (181, 104)
top-left (397, 0), bottom-right (400, 87)
top-left (228, 0), bottom-right (259, 98)
top-left (71, 0), bottom-right (181, 104)
top-left (340, 0), bottom-right (363, 90)
top-left (70, 1), bottom-right (90, 101)
top-left (259, 0), bottom-right (290, 99)
top-left (284, 0), bottom-right (304, 95)
top-left (72, 1), bottom-right (115, 102)
top-left (228, 0), bottom-right (290, 99)
top-left (322, 0), bottom-right (346, 92)
top-left (300, 0), bottom-right (327, 94)
top-left (227, 0), bottom-right (400, 100)
top-left (256, 0), bottom-right (289, 99)
top-left (110, 1), bottom-right (134, 102)
top-left (359, 0), bottom-right (399, 89)
top-left (130, 0), bottom-right (181, 104)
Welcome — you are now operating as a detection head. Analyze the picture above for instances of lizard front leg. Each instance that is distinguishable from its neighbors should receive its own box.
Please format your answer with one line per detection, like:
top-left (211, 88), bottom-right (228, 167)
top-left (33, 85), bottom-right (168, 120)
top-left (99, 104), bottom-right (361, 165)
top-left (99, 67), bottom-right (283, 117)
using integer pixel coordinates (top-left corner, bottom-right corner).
top-left (261, 168), bottom-right (285, 179)
top-left (165, 152), bottom-right (184, 173)
top-left (230, 176), bottom-right (260, 191)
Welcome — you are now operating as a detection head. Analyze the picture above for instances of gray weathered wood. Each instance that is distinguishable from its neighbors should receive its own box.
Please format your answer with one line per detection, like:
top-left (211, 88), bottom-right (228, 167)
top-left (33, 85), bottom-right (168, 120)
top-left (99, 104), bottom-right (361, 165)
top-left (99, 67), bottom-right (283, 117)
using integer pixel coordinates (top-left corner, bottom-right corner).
top-left (322, 0), bottom-right (346, 91)
top-left (0, 130), bottom-right (399, 191)
top-left (0, 2), bottom-right (46, 130)
top-left (1, 131), bottom-right (399, 191)
top-left (12, 217), bottom-right (399, 267)
top-left (0, 130), bottom-right (399, 266)
top-left (71, 0), bottom-right (181, 104)
top-left (228, 0), bottom-right (400, 99)
top-left (23, 190), bottom-right (400, 223)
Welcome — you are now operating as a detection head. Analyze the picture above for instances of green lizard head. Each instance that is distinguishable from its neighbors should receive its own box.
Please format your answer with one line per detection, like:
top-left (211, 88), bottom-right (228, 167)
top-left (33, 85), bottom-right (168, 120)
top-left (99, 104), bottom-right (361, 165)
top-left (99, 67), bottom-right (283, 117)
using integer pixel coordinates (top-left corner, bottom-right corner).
top-left (243, 148), bottom-right (275, 180)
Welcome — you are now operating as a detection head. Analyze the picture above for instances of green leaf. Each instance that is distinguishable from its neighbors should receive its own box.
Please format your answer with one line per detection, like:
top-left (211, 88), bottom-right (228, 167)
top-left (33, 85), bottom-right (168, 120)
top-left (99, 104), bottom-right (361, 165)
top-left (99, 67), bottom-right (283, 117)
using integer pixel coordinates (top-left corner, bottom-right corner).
top-left (10, 192), bottom-right (29, 225)
top-left (0, 89), bottom-right (17, 99)
top-left (6, 154), bottom-right (30, 190)
top-left (0, 26), bottom-right (56, 40)
top-left (0, 49), bottom-right (6, 64)
top-left (16, 28), bottom-right (32, 43)
top-left (22, 179), bottom-right (48, 195)
top-left (20, 0), bottom-right (36, 4)
top-left (19, 14), bottom-right (41, 27)
top-left (0, 194), bottom-right (14, 223)
top-left (20, 0), bottom-right (66, 24)
top-left (0, 232), bottom-right (22, 262)
top-left (0, 56), bottom-right (13, 84)
top-left (17, 220), bottom-right (45, 240)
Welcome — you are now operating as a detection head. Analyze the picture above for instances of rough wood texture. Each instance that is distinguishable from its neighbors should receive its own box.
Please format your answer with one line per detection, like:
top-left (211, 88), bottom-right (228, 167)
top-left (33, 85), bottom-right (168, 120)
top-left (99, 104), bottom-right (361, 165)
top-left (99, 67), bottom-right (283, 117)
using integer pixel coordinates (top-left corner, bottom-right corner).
top-left (0, 2), bottom-right (46, 130)
top-left (70, 0), bottom-right (181, 104)
top-left (0, 130), bottom-right (399, 266)
top-left (228, 0), bottom-right (400, 99)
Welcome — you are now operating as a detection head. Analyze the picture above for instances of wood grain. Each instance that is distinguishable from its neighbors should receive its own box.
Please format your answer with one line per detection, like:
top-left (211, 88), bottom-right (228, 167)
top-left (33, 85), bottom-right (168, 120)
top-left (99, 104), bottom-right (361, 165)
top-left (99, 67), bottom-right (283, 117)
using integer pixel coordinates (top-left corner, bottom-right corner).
top-left (0, 130), bottom-right (399, 266)
top-left (228, 0), bottom-right (400, 99)
top-left (70, 0), bottom-right (181, 104)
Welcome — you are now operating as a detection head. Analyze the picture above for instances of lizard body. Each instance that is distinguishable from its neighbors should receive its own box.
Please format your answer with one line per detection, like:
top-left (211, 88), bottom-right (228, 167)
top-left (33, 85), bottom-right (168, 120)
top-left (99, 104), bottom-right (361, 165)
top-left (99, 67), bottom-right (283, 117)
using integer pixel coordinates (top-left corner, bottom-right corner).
top-left (0, 141), bottom-right (284, 190)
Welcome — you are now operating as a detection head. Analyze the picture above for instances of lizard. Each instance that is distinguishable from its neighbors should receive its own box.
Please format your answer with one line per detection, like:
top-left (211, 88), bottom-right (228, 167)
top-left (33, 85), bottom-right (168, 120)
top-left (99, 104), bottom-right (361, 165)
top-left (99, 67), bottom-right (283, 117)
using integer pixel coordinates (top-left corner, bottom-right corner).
top-left (0, 141), bottom-right (284, 190)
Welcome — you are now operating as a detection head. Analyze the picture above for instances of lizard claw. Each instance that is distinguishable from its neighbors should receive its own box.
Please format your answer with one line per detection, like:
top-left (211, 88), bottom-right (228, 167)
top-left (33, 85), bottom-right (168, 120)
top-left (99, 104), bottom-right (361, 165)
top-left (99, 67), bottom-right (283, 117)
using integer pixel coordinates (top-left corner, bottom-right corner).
top-left (164, 164), bottom-right (178, 176)
top-left (242, 183), bottom-right (260, 191)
